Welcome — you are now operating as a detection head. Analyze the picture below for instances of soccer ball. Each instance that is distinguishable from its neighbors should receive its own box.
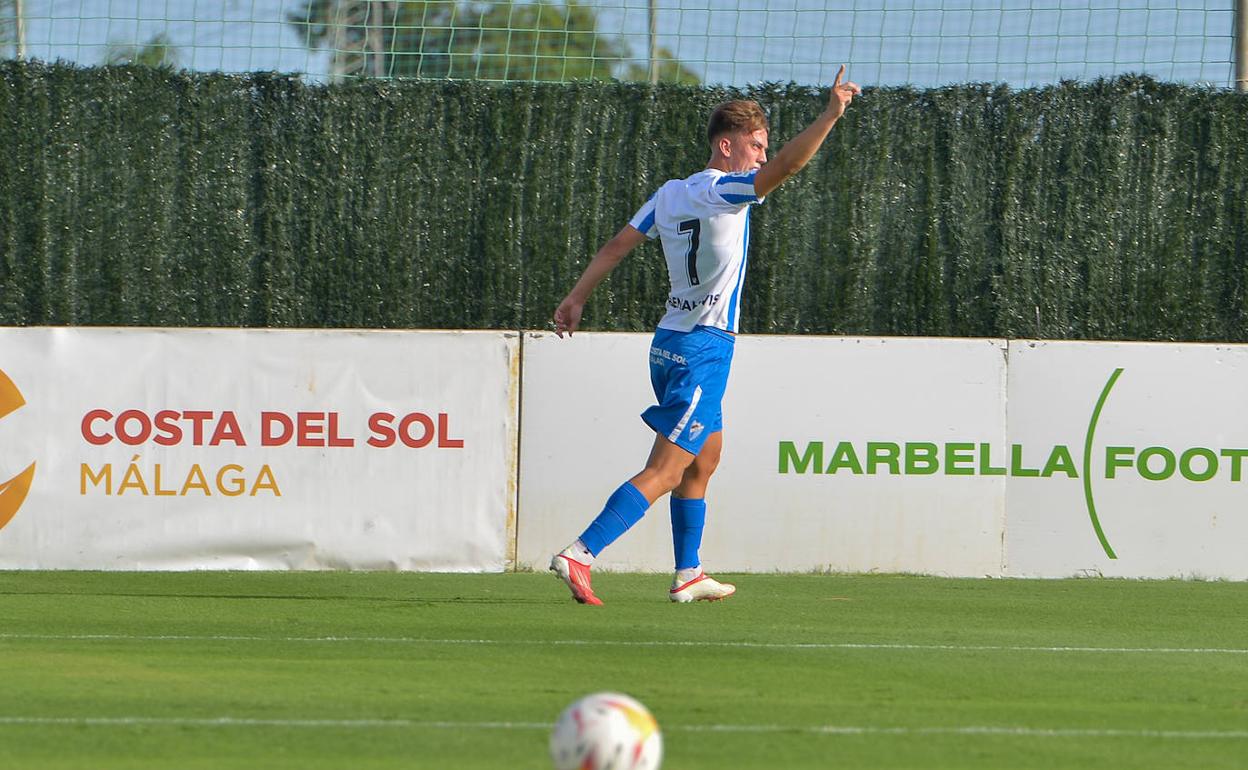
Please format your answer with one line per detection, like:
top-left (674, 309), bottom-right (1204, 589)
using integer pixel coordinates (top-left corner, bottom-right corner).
top-left (549, 692), bottom-right (663, 770)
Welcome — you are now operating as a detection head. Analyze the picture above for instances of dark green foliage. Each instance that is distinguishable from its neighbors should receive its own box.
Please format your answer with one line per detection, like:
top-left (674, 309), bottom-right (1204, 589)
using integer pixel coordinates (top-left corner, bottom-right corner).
top-left (2, 61), bottom-right (1246, 339)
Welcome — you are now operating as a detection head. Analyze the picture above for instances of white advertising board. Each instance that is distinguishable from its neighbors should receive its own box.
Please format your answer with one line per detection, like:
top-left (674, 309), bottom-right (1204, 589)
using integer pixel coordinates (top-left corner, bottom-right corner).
top-left (517, 332), bottom-right (667, 571)
top-left (518, 332), bottom-right (1009, 577)
top-left (1004, 340), bottom-right (1248, 579)
top-left (0, 328), bottom-right (519, 571)
top-left (5, 328), bottom-right (1245, 579)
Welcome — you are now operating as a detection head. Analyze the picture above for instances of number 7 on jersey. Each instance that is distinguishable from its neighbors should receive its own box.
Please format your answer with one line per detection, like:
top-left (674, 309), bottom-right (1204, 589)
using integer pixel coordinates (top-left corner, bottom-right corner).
top-left (679, 218), bottom-right (702, 286)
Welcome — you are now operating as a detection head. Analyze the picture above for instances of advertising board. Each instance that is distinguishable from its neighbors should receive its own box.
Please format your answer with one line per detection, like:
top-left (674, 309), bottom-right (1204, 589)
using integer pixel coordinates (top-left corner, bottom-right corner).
top-left (0, 328), bottom-right (519, 571)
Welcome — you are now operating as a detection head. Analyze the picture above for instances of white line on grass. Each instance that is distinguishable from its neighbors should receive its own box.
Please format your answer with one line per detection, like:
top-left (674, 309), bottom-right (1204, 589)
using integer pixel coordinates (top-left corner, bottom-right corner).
top-left (0, 716), bottom-right (1245, 740)
top-left (0, 633), bottom-right (1245, 655)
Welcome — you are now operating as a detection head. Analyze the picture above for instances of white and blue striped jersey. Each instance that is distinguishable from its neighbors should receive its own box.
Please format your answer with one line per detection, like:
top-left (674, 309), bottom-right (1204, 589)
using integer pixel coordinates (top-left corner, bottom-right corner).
top-left (628, 169), bottom-right (764, 333)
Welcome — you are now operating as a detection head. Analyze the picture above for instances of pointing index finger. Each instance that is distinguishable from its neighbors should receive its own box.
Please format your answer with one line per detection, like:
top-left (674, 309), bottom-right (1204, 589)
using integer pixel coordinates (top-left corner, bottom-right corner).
top-left (834, 64), bottom-right (845, 89)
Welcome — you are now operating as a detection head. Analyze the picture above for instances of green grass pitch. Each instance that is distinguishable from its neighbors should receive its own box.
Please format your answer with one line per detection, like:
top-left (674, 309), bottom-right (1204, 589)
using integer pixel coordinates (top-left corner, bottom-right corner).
top-left (1, 570), bottom-right (1245, 769)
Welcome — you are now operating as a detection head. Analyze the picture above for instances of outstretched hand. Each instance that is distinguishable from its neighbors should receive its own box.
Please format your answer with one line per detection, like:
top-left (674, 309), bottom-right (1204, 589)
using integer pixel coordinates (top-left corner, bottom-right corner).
top-left (553, 296), bottom-right (583, 338)
top-left (825, 64), bottom-right (861, 121)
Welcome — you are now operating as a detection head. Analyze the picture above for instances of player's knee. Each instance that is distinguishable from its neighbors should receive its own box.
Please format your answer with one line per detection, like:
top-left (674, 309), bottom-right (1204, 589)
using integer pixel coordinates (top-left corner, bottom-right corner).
top-left (656, 465), bottom-right (688, 493)
top-left (640, 455), bottom-right (690, 493)
top-left (683, 457), bottom-right (716, 485)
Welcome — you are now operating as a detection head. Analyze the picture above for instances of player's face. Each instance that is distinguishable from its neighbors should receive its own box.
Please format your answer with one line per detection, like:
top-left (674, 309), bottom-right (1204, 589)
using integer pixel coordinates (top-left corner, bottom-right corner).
top-left (726, 129), bottom-right (769, 172)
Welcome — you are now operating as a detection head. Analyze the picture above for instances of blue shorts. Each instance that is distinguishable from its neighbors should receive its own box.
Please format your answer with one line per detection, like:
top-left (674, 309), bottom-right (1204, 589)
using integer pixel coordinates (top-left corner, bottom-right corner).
top-left (641, 325), bottom-right (735, 455)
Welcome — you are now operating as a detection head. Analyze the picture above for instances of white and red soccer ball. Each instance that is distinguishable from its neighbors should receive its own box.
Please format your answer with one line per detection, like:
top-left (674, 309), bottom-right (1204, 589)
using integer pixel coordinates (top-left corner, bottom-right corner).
top-left (549, 692), bottom-right (663, 770)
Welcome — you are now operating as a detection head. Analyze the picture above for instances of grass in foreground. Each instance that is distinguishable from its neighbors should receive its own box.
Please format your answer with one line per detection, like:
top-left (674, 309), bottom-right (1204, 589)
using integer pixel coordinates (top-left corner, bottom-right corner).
top-left (0, 571), bottom-right (1246, 769)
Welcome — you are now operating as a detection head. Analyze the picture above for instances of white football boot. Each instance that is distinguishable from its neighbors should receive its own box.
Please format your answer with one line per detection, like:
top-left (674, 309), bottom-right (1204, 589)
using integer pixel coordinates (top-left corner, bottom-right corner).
top-left (669, 570), bottom-right (736, 603)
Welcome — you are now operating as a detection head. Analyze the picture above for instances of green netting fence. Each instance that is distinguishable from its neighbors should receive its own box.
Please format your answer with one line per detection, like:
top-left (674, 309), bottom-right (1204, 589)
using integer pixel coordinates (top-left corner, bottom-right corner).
top-left (2, 61), bottom-right (1246, 340)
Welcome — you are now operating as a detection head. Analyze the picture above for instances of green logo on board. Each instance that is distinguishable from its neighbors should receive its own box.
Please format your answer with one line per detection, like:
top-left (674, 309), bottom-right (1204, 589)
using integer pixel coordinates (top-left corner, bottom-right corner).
top-left (778, 369), bottom-right (1248, 560)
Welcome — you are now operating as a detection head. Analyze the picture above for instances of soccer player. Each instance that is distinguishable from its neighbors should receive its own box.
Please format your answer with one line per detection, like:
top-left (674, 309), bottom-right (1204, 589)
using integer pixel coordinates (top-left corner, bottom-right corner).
top-left (550, 66), bottom-right (861, 605)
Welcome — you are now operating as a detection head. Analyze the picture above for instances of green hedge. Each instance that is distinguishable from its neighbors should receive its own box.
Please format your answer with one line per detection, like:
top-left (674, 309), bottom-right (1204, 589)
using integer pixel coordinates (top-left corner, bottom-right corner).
top-left (2, 61), bottom-right (1246, 339)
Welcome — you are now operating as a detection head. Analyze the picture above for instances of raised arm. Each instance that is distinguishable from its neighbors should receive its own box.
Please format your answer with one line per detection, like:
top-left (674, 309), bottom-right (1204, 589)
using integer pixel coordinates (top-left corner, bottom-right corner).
top-left (753, 65), bottom-right (861, 199)
top-left (554, 225), bottom-right (649, 338)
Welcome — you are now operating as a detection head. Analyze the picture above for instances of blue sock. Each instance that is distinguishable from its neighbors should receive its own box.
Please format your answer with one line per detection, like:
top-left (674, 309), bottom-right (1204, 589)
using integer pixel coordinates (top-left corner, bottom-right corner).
top-left (578, 482), bottom-right (651, 556)
top-left (670, 496), bottom-right (707, 570)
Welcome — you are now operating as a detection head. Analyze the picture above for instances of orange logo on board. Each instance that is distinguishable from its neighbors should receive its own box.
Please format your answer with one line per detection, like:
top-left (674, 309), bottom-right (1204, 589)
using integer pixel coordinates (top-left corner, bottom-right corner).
top-left (0, 368), bottom-right (36, 531)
